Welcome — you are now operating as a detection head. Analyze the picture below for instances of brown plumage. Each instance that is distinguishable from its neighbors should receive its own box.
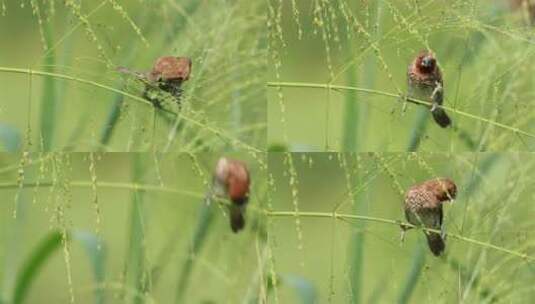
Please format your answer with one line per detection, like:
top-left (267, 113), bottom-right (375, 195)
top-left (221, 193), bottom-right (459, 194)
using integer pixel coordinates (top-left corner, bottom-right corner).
top-left (407, 51), bottom-right (451, 128)
top-left (403, 178), bottom-right (457, 256)
top-left (213, 157), bottom-right (251, 233)
top-left (148, 56), bottom-right (192, 83)
top-left (117, 56), bottom-right (192, 107)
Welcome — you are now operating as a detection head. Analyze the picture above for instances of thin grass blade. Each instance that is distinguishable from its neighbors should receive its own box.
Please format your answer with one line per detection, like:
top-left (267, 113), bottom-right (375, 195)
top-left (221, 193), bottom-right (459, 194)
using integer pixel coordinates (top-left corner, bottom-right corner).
top-left (13, 231), bottom-right (63, 304)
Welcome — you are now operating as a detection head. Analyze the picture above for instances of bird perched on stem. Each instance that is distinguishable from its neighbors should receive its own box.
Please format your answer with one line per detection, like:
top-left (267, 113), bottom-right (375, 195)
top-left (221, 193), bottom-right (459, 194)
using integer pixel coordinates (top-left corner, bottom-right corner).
top-left (407, 51), bottom-right (451, 128)
top-left (117, 56), bottom-right (192, 109)
top-left (401, 178), bottom-right (457, 256)
top-left (212, 157), bottom-right (251, 233)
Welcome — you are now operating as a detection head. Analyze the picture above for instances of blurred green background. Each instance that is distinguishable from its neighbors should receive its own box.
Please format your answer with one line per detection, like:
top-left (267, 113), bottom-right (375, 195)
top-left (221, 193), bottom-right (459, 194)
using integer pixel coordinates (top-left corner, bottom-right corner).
top-left (0, 0), bottom-right (265, 152)
top-left (1, 1), bottom-right (534, 303)
top-left (0, 152), bottom-right (267, 303)
top-left (268, 152), bottom-right (534, 303)
top-left (0, 152), bottom-right (533, 303)
top-left (268, 0), bottom-right (535, 152)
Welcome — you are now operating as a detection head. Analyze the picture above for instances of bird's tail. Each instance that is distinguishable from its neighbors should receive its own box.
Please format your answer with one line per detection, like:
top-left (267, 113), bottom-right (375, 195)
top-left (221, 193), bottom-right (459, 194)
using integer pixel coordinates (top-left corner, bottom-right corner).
top-left (425, 232), bottom-right (445, 256)
top-left (229, 205), bottom-right (245, 233)
top-left (431, 107), bottom-right (451, 128)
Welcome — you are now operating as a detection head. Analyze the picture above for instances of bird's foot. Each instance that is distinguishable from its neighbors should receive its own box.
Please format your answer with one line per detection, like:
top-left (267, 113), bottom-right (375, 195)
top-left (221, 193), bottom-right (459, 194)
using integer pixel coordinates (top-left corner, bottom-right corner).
top-left (399, 220), bottom-right (411, 245)
top-left (430, 82), bottom-right (443, 103)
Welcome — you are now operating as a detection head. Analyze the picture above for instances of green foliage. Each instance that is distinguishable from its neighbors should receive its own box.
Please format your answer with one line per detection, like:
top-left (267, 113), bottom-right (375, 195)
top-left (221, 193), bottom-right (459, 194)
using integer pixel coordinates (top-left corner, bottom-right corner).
top-left (13, 231), bottom-right (63, 304)
top-left (268, 0), bottom-right (535, 151)
top-left (175, 197), bottom-right (215, 303)
top-left (71, 231), bottom-right (106, 304)
top-left (396, 244), bottom-right (426, 304)
top-left (268, 153), bottom-right (535, 302)
top-left (0, 1), bottom-right (266, 152)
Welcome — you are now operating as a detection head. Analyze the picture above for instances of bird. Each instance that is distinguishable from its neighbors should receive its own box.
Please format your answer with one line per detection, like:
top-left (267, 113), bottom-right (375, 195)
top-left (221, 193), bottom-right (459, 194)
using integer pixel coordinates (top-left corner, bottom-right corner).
top-left (401, 178), bottom-right (457, 256)
top-left (117, 56), bottom-right (192, 109)
top-left (407, 51), bottom-right (451, 128)
top-left (212, 157), bottom-right (251, 233)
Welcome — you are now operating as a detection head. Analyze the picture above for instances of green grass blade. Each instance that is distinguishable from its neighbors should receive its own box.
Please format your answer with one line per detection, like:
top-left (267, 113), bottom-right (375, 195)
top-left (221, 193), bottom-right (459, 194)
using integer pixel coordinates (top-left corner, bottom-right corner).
top-left (125, 155), bottom-right (147, 304)
top-left (349, 211), bottom-right (365, 303)
top-left (99, 92), bottom-right (126, 147)
top-left (453, 126), bottom-right (478, 150)
top-left (175, 197), bottom-right (215, 303)
top-left (13, 231), bottom-right (63, 304)
top-left (0, 123), bottom-right (21, 152)
top-left (39, 21), bottom-right (57, 151)
top-left (341, 1), bottom-right (382, 152)
top-left (342, 41), bottom-right (358, 152)
top-left (464, 154), bottom-right (499, 195)
top-left (406, 107), bottom-right (430, 152)
top-left (349, 171), bottom-right (369, 304)
top-left (396, 243), bottom-right (426, 304)
top-left (446, 257), bottom-right (497, 302)
top-left (72, 231), bottom-right (106, 304)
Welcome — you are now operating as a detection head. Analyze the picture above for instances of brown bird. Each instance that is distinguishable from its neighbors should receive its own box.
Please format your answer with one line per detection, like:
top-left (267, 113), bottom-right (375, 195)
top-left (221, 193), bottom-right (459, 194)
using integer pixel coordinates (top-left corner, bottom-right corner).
top-left (407, 51), bottom-right (451, 128)
top-left (213, 157), bottom-right (251, 233)
top-left (402, 178), bottom-right (457, 256)
top-left (117, 56), bottom-right (192, 108)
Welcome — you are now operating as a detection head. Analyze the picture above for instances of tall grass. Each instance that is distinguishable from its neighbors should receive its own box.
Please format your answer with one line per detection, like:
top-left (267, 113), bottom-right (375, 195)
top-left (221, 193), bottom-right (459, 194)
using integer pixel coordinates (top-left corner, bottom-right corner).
top-left (0, 1), bottom-right (266, 152)
top-left (267, 153), bottom-right (535, 302)
top-left (268, 0), bottom-right (535, 151)
top-left (0, 153), bottom-right (268, 302)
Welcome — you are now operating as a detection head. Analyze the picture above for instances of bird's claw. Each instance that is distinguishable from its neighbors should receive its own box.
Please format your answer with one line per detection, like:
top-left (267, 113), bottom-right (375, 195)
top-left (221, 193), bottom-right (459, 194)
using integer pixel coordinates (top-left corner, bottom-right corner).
top-left (430, 82), bottom-right (443, 102)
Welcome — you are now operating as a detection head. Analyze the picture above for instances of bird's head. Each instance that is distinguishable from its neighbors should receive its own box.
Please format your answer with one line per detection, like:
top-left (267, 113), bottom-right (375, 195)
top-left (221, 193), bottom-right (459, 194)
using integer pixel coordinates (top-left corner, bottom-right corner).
top-left (213, 157), bottom-right (250, 205)
top-left (416, 51), bottom-right (436, 73)
top-left (150, 56), bottom-right (192, 82)
top-left (434, 178), bottom-right (457, 202)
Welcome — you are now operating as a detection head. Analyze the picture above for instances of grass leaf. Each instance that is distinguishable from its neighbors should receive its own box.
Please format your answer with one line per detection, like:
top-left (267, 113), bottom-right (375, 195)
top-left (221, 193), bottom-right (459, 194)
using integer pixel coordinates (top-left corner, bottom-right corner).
top-left (72, 230), bottom-right (106, 304)
top-left (406, 107), bottom-right (430, 152)
top-left (175, 197), bottom-right (215, 303)
top-left (342, 41), bottom-right (358, 152)
top-left (396, 243), bottom-right (426, 304)
top-left (13, 231), bottom-right (63, 304)
top-left (125, 155), bottom-right (147, 304)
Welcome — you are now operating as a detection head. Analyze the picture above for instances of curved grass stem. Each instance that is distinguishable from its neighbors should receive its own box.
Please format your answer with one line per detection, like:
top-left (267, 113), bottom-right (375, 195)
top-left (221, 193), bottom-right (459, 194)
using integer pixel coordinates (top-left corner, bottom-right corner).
top-left (0, 67), bottom-right (261, 152)
top-left (267, 81), bottom-right (535, 141)
top-left (265, 210), bottom-right (534, 262)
